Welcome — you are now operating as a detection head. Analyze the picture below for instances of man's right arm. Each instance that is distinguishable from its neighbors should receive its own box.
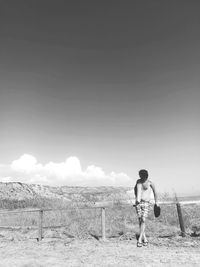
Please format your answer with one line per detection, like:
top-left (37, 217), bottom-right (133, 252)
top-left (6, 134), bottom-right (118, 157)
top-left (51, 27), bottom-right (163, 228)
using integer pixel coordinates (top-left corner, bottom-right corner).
top-left (136, 183), bottom-right (142, 204)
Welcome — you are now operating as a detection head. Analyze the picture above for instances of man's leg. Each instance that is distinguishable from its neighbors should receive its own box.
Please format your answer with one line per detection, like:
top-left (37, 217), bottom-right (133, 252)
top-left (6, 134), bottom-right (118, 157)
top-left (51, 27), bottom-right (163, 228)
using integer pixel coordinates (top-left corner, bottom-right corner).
top-left (142, 221), bottom-right (148, 244)
top-left (138, 217), bottom-right (145, 244)
top-left (143, 231), bottom-right (148, 243)
top-left (142, 202), bottom-right (149, 244)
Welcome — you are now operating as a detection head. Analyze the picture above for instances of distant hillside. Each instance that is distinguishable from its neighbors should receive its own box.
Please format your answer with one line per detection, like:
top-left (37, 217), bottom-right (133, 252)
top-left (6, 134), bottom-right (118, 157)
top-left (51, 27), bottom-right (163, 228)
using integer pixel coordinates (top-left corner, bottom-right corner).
top-left (0, 182), bottom-right (134, 209)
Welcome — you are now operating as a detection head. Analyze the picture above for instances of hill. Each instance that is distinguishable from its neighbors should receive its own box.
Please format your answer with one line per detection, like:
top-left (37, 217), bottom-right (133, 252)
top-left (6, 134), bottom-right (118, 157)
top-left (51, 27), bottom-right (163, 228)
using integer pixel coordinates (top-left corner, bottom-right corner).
top-left (0, 182), bottom-right (134, 209)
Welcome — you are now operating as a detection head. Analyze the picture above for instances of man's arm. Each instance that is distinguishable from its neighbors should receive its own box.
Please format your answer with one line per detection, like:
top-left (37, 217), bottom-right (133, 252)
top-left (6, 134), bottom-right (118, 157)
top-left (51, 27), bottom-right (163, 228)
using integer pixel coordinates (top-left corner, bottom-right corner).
top-left (136, 183), bottom-right (142, 204)
top-left (150, 182), bottom-right (158, 204)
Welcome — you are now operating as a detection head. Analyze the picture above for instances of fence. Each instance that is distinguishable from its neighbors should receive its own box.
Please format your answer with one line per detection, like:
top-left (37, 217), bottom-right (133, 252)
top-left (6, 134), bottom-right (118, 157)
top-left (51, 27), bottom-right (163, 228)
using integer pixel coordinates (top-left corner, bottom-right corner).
top-left (0, 199), bottom-right (199, 241)
top-left (0, 205), bottom-right (107, 241)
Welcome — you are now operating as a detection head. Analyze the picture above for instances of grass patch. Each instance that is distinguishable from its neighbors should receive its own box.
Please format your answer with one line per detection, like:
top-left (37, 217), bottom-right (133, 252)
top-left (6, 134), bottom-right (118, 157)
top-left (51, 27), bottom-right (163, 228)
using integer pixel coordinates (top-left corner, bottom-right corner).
top-left (0, 198), bottom-right (200, 239)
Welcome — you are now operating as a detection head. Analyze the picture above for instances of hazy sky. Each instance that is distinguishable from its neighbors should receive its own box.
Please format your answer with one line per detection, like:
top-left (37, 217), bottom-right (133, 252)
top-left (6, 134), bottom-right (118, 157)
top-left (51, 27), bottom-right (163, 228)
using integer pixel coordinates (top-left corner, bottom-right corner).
top-left (0, 1), bottom-right (200, 195)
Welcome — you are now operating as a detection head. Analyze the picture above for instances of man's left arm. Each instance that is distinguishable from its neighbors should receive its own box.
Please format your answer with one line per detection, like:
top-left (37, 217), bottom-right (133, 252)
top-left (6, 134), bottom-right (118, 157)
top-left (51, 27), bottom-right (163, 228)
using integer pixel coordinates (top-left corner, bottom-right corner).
top-left (150, 182), bottom-right (158, 205)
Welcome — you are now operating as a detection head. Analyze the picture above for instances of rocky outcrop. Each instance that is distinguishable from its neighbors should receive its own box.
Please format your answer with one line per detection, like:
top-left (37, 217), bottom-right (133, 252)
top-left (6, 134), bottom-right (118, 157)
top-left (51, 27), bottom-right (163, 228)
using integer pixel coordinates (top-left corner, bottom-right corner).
top-left (0, 182), bottom-right (134, 209)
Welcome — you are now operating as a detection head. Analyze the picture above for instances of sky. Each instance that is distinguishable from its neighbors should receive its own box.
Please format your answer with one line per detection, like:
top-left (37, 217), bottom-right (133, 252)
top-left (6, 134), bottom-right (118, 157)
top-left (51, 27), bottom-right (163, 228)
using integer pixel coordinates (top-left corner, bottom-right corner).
top-left (0, 0), bottom-right (200, 195)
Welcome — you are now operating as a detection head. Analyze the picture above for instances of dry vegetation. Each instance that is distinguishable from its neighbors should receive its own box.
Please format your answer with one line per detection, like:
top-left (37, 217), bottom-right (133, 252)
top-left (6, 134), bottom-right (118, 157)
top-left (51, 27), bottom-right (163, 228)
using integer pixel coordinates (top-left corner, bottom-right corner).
top-left (0, 201), bottom-right (200, 240)
top-left (1, 198), bottom-right (200, 266)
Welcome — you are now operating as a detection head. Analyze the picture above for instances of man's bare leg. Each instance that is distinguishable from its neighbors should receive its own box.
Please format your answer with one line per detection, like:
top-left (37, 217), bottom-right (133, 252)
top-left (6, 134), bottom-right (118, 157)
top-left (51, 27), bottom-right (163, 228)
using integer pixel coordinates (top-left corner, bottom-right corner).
top-left (140, 219), bottom-right (148, 245)
top-left (143, 231), bottom-right (148, 243)
top-left (138, 218), bottom-right (146, 243)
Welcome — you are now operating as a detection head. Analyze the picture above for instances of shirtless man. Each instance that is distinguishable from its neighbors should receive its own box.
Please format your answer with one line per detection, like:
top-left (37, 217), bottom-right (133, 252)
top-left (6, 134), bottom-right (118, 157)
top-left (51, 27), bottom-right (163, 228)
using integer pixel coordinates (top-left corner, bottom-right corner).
top-left (134, 169), bottom-right (158, 247)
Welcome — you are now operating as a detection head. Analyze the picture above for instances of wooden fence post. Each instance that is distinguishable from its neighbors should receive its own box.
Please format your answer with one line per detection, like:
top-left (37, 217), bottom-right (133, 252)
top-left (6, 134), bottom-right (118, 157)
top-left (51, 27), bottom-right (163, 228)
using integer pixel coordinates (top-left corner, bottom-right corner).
top-left (176, 202), bottom-right (186, 237)
top-left (38, 209), bottom-right (43, 241)
top-left (101, 207), bottom-right (106, 241)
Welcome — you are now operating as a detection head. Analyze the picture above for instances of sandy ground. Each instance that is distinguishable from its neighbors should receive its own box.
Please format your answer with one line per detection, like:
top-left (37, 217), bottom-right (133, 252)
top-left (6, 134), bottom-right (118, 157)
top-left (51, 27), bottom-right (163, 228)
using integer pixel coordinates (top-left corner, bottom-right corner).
top-left (0, 236), bottom-right (200, 267)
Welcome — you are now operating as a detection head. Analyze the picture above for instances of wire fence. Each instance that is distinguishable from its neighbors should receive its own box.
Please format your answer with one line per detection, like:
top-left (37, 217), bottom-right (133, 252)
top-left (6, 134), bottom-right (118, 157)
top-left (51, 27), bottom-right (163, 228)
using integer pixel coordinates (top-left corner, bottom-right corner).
top-left (0, 200), bottom-right (200, 241)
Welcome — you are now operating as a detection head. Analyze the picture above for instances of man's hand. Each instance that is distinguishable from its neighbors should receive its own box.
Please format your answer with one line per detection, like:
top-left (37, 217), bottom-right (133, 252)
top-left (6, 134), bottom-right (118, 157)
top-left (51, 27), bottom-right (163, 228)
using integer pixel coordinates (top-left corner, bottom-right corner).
top-left (135, 200), bottom-right (140, 206)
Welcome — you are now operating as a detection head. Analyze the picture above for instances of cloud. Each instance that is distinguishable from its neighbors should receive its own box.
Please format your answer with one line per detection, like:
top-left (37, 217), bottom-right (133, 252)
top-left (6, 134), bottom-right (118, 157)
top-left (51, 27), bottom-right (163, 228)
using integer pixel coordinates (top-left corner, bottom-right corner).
top-left (11, 154), bottom-right (42, 173)
top-left (0, 154), bottom-right (132, 187)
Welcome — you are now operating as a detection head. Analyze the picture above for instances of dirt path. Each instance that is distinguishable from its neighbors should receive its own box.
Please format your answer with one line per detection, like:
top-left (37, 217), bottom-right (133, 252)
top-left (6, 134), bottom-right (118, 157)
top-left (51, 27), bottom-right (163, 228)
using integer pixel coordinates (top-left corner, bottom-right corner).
top-left (0, 238), bottom-right (200, 267)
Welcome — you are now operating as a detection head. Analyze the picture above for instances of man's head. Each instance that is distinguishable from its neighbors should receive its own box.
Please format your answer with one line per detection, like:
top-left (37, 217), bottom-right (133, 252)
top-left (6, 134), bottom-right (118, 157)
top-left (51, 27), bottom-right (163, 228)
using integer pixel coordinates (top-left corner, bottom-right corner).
top-left (139, 169), bottom-right (148, 181)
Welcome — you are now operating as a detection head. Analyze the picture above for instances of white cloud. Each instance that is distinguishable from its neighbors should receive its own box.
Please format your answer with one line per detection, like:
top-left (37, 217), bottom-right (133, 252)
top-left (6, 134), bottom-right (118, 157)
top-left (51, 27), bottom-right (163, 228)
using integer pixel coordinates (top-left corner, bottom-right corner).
top-left (85, 165), bottom-right (105, 178)
top-left (1, 154), bottom-right (132, 187)
top-left (11, 154), bottom-right (42, 173)
top-left (1, 176), bottom-right (12, 183)
top-left (44, 157), bottom-right (82, 178)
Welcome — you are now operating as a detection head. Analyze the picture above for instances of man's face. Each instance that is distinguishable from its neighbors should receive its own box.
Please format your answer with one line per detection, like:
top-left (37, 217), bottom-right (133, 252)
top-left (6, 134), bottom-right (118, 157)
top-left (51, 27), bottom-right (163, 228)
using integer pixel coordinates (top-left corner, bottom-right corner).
top-left (139, 171), bottom-right (148, 181)
top-left (140, 177), bottom-right (148, 183)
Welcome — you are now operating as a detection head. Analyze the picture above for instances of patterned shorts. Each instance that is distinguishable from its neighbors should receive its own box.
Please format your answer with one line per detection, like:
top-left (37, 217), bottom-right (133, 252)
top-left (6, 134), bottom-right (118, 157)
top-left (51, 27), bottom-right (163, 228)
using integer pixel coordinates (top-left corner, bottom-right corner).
top-left (136, 201), bottom-right (149, 219)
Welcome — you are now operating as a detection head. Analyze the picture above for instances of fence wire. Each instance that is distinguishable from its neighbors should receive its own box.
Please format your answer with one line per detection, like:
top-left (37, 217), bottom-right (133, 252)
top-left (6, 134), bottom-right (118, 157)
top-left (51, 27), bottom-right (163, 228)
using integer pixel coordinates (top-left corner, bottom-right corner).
top-left (0, 202), bottom-right (200, 239)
